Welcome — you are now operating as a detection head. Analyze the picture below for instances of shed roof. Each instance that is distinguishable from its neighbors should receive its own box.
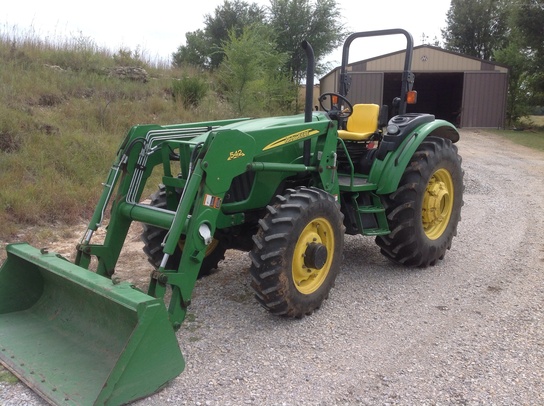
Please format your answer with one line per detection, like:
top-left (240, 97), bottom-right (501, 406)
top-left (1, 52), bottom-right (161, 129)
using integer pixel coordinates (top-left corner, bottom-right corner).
top-left (321, 45), bottom-right (508, 80)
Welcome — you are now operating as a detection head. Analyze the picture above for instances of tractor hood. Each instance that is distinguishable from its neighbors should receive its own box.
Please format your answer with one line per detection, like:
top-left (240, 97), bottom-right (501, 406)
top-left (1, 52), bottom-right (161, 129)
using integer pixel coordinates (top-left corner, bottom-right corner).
top-left (221, 112), bottom-right (330, 134)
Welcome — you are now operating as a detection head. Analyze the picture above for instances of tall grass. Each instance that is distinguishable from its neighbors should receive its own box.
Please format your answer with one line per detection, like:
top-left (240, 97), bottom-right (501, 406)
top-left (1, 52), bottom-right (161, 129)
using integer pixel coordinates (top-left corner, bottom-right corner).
top-left (0, 27), bottom-right (244, 239)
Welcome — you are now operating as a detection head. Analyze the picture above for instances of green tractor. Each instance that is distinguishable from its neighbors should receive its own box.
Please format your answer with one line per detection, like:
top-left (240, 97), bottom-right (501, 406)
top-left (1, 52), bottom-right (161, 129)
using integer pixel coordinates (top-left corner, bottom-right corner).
top-left (0, 29), bottom-right (463, 405)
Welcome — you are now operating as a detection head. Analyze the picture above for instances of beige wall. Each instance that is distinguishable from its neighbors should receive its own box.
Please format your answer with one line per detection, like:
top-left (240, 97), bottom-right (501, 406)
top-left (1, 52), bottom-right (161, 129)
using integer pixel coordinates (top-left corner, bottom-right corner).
top-left (298, 84), bottom-right (321, 111)
top-left (362, 47), bottom-right (508, 73)
top-left (346, 47), bottom-right (508, 73)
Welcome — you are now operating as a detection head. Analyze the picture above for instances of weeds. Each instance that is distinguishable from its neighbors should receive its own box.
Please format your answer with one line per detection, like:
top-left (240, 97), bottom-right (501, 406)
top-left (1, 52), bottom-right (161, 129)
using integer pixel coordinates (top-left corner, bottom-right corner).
top-left (0, 366), bottom-right (18, 384)
top-left (0, 28), bottom-right (267, 240)
top-left (172, 75), bottom-right (209, 109)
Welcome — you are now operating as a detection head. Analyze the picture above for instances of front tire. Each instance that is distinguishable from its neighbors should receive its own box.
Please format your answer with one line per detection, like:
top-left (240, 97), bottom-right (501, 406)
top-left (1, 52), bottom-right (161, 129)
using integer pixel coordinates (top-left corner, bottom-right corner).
top-left (376, 136), bottom-right (463, 267)
top-left (141, 185), bottom-right (227, 277)
top-left (250, 187), bottom-right (345, 317)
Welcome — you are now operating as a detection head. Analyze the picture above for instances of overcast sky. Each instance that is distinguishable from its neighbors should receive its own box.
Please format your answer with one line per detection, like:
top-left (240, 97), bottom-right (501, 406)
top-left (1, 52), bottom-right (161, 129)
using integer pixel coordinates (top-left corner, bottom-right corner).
top-left (2, 0), bottom-right (452, 66)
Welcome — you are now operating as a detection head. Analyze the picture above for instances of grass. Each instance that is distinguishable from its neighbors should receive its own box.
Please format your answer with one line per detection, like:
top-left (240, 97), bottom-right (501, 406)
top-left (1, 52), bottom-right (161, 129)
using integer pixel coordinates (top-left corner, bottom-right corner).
top-left (0, 365), bottom-right (18, 384)
top-left (492, 129), bottom-right (544, 152)
top-left (0, 27), bottom-right (247, 240)
top-left (489, 116), bottom-right (544, 152)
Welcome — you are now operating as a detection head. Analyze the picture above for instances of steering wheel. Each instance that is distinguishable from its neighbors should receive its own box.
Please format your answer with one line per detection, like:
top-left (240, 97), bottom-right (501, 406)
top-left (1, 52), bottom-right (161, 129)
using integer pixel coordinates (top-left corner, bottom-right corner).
top-left (318, 92), bottom-right (353, 119)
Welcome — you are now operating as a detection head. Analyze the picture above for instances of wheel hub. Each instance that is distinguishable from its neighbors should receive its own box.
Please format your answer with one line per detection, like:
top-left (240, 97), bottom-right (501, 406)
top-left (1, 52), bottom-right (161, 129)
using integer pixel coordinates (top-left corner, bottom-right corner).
top-left (423, 181), bottom-right (449, 224)
top-left (304, 243), bottom-right (328, 270)
top-left (292, 218), bottom-right (335, 294)
top-left (422, 168), bottom-right (454, 240)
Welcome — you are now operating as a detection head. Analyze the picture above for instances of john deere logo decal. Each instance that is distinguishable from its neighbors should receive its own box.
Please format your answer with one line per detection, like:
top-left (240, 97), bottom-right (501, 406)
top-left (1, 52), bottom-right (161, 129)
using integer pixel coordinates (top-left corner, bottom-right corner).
top-left (263, 129), bottom-right (319, 151)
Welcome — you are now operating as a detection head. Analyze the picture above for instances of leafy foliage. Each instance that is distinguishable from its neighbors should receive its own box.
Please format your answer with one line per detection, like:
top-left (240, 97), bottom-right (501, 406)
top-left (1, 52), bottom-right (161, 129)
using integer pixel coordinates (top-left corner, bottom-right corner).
top-left (217, 25), bottom-right (294, 115)
top-left (204, 0), bottom-right (267, 69)
top-left (494, 31), bottom-right (531, 125)
top-left (172, 30), bottom-right (211, 68)
top-left (442, 0), bottom-right (509, 60)
top-left (268, 0), bottom-right (347, 83)
top-left (173, 0), bottom-right (347, 86)
top-left (512, 0), bottom-right (544, 106)
top-left (113, 47), bottom-right (146, 67)
top-left (515, 0), bottom-right (544, 56)
top-left (172, 0), bottom-right (266, 70)
top-left (443, 0), bottom-right (544, 124)
top-left (493, 0), bottom-right (544, 123)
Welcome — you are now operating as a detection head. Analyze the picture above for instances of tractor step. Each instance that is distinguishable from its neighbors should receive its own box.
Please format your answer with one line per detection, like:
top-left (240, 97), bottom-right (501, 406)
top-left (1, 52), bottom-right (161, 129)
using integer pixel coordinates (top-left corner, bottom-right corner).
top-left (357, 205), bottom-right (385, 214)
top-left (338, 175), bottom-right (376, 192)
top-left (361, 227), bottom-right (390, 236)
top-left (358, 205), bottom-right (390, 236)
top-left (349, 192), bottom-right (390, 236)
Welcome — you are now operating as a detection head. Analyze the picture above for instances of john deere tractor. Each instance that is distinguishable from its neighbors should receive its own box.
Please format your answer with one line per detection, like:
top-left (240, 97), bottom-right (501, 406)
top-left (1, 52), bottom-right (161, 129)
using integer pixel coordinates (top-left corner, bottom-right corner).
top-left (0, 29), bottom-right (463, 405)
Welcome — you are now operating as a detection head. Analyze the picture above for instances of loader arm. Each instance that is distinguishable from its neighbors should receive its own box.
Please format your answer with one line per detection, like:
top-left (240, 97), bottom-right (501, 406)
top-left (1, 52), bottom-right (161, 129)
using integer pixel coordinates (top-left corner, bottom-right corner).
top-left (74, 124), bottom-right (257, 325)
top-left (146, 129), bottom-right (257, 327)
top-left (0, 121), bottom-right (257, 406)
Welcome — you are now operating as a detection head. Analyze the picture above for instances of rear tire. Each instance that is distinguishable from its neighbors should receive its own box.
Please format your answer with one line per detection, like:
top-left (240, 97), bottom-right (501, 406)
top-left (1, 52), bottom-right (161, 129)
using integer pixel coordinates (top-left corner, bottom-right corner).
top-left (141, 185), bottom-right (226, 277)
top-left (250, 187), bottom-right (344, 317)
top-left (376, 136), bottom-right (463, 267)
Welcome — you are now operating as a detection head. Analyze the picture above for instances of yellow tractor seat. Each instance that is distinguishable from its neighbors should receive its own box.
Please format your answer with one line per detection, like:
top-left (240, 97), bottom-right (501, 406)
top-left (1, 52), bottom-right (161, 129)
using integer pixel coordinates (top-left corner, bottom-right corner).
top-left (337, 103), bottom-right (380, 141)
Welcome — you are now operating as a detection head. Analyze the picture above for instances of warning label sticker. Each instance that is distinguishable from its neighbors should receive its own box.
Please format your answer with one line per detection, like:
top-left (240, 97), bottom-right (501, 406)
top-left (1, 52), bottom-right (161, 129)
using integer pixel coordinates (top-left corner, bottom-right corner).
top-left (203, 194), bottom-right (222, 209)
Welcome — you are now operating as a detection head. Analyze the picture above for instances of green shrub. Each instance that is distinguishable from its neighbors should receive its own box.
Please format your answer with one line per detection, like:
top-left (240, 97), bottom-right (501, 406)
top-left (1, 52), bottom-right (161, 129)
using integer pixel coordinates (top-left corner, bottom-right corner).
top-left (172, 76), bottom-right (208, 109)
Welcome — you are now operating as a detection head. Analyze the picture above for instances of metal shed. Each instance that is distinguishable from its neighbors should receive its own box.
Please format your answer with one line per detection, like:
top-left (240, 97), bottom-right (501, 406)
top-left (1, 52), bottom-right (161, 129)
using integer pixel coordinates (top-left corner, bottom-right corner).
top-left (320, 45), bottom-right (509, 128)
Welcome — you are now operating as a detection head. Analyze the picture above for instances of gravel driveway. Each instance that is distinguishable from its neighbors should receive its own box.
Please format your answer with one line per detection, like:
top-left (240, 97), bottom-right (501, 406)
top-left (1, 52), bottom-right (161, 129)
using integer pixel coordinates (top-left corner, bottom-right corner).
top-left (1, 129), bottom-right (543, 405)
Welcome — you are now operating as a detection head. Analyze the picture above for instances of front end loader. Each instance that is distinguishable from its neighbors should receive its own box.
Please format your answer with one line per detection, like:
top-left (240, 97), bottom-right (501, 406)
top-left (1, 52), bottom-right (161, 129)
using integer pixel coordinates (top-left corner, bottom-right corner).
top-left (0, 29), bottom-right (463, 405)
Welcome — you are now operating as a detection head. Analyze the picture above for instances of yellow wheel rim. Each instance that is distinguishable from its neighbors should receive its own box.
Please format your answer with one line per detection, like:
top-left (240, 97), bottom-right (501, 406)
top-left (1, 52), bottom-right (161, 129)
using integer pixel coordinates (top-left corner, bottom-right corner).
top-left (292, 217), bottom-right (334, 295)
top-left (422, 168), bottom-right (454, 240)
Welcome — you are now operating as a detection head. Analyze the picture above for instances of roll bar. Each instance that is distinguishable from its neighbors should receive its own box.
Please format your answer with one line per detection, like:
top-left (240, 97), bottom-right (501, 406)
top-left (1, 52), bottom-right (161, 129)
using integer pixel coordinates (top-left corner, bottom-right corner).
top-left (339, 29), bottom-right (414, 115)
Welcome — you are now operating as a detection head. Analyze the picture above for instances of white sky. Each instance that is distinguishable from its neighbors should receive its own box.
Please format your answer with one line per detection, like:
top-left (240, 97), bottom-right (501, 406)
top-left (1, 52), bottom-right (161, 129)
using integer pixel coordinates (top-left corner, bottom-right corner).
top-left (1, 0), bottom-right (452, 67)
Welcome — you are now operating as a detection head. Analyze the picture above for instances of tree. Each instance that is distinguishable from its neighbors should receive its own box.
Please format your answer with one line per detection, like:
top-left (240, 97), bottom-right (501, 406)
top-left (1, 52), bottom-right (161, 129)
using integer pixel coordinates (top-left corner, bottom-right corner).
top-left (172, 0), bottom-right (266, 69)
top-left (442, 0), bottom-right (509, 60)
top-left (494, 32), bottom-right (532, 125)
top-left (493, 0), bottom-right (544, 125)
top-left (204, 0), bottom-right (267, 69)
top-left (515, 0), bottom-right (544, 57)
top-left (267, 0), bottom-right (348, 84)
top-left (512, 0), bottom-right (544, 106)
top-left (217, 25), bottom-right (293, 115)
top-left (173, 0), bottom-right (347, 87)
top-left (172, 30), bottom-right (210, 68)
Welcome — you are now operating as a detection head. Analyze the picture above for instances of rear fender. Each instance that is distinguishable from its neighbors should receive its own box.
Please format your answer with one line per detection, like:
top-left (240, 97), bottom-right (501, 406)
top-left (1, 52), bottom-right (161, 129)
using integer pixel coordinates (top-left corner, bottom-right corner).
top-left (369, 118), bottom-right (459, 195)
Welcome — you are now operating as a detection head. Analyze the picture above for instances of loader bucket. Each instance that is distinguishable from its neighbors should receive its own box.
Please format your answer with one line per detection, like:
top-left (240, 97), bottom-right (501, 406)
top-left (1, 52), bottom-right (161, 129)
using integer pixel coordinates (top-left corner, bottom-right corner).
top-left (0, 243), bottom-right (184, 406)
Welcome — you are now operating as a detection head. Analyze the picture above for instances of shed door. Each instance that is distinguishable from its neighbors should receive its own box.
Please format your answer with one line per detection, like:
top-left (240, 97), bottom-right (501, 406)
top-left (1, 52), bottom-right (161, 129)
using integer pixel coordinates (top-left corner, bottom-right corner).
top-left (461, 72), bottom-right (507, 128)
top-left (345, 72), bottom-right (384, 105)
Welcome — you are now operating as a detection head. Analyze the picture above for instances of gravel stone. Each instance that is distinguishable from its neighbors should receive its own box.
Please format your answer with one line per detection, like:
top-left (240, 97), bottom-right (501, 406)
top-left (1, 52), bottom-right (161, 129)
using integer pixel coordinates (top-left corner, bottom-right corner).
top-left (1, 129), bottom-right (543, 405)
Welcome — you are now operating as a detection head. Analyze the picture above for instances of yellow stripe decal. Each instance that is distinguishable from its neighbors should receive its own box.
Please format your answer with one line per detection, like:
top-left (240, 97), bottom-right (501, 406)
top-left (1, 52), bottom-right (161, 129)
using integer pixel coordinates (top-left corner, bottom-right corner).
top-left (263, 129), bottom-right (319, 151)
